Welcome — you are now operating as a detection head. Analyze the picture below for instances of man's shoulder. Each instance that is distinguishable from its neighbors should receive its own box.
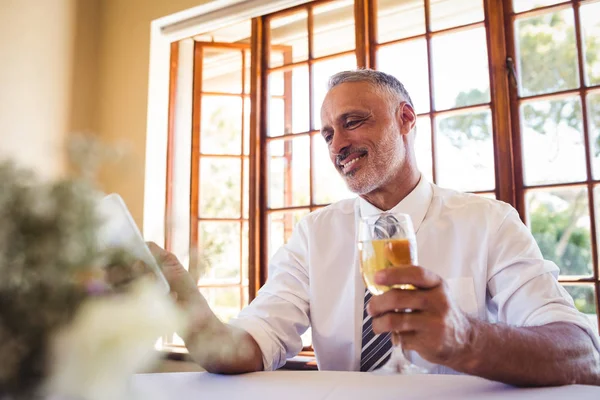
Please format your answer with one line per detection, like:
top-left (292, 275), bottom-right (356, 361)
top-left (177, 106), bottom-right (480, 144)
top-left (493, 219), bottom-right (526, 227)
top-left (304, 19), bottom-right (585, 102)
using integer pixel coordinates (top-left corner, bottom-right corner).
top-left (431, 184), bottom-right (514, 221)
top-left (304, 197), bottom-right (357, 223)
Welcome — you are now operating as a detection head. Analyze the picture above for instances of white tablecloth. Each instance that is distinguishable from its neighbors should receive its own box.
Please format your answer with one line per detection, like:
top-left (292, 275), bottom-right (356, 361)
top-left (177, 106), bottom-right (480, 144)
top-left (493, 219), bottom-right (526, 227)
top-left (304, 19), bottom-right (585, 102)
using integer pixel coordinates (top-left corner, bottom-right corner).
top-left (133, 371), bottom-right (600, 399)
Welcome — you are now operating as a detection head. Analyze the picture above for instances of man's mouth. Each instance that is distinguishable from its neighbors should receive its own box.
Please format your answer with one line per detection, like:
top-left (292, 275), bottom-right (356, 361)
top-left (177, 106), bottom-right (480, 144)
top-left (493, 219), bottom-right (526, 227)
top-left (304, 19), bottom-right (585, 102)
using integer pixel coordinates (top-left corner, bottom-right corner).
top-left (338, 152), bottom-right (367, 174)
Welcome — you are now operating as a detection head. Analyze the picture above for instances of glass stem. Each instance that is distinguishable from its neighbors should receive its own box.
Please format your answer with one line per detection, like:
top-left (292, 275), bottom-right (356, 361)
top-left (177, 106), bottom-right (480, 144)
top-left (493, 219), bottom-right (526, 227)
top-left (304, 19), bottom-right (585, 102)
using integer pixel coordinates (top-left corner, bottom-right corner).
top-left (391, 332), bottom-right (412, 371)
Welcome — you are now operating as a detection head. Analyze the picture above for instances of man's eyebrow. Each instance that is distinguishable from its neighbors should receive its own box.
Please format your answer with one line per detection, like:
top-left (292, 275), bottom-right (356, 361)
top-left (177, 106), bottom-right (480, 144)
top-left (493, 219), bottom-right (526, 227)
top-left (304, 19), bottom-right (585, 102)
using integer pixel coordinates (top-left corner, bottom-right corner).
top-left (338, 111), bottom-right (370, 121)
top-left (320, 125), bottom-right (333, 135)
top-left (321, 110), bottom-right (371, 135)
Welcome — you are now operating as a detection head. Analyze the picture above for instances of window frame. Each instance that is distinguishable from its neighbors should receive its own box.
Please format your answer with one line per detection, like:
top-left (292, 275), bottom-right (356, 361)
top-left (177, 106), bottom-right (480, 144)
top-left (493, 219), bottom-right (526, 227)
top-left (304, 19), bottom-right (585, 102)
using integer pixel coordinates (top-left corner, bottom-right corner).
top-left (503, 0), bottom-right (600, 329)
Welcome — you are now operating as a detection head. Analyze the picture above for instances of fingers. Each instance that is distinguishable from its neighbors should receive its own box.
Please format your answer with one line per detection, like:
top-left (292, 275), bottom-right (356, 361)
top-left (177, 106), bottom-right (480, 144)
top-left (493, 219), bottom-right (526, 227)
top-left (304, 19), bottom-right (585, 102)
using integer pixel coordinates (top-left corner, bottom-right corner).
top-left (147, 241), bottom-right (183, 269)
top-left (367, 289), bottom-right (427, 316)
top-left (371, 311), bottom-right (433, 335)
top-left (375, 266), bottom-right (441, 290)
top-left (146, 241), bottom-right (160, 255)
top-left (146, 242), bottom-right (201, 304)
top-left (147, 241), bottom-right (169, 263)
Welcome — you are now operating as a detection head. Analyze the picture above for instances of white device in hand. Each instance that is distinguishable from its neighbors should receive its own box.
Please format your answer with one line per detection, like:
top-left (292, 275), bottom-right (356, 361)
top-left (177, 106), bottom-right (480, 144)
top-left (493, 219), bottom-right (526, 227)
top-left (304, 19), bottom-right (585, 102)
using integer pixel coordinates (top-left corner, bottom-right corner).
top-left (97, 193), bottom-right (170, 293)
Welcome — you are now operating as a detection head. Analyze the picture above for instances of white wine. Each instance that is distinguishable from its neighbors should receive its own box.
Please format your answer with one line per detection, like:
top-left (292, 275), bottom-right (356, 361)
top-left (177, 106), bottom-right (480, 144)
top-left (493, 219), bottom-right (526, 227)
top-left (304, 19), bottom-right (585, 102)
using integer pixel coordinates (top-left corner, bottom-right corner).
top-left (359, 238), bottom-right (417, 295)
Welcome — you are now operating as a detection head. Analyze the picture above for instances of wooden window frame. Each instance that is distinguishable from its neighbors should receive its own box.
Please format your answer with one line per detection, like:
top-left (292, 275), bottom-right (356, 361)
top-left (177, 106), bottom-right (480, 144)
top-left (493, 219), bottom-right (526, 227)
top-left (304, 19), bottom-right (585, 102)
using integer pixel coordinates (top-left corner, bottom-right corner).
top-left (503, 0), bottom-right (600, 330)
top-left (190, 41), bottom-right (253, 309)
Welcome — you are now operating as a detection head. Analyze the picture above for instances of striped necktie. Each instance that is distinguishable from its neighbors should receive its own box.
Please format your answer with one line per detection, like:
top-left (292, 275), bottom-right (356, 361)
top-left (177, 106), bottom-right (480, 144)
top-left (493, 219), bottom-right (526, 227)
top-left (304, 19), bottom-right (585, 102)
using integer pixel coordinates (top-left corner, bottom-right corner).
top-left (359, 214), bottom-right (397, 371)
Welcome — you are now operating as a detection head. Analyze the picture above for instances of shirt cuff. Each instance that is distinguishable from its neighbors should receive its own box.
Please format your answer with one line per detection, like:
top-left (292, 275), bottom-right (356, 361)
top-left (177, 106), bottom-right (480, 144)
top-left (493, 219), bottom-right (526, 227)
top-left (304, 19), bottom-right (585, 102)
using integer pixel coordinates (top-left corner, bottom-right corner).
top-left (228, 316), bottom-right (286, 372)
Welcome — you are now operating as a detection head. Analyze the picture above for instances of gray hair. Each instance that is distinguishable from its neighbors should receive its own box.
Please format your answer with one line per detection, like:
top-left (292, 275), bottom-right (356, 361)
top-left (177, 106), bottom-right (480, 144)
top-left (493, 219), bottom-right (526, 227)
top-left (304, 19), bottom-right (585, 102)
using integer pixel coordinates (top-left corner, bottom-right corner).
top-left (327, 69), bottom-right (415, 108)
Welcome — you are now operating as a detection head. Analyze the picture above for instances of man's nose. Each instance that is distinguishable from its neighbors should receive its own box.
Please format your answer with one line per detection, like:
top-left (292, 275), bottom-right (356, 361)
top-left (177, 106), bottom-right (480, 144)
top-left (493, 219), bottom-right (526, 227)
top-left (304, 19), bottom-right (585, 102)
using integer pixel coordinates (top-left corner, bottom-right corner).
top-left (330, 132), bottom-right (351, 156)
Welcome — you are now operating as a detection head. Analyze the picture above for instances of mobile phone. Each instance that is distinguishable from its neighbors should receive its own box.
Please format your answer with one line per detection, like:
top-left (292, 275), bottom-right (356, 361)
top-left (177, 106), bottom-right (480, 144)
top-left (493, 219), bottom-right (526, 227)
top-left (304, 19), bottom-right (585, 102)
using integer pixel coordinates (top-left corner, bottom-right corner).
top-left (97, 193), bottom-right (170, 293)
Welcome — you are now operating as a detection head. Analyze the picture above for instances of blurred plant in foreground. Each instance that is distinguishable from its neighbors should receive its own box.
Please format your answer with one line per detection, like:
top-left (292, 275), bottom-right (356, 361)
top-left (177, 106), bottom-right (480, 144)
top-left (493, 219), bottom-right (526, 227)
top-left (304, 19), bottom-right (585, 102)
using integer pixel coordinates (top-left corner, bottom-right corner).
top-left (0, 140), bottom-right (184, 400)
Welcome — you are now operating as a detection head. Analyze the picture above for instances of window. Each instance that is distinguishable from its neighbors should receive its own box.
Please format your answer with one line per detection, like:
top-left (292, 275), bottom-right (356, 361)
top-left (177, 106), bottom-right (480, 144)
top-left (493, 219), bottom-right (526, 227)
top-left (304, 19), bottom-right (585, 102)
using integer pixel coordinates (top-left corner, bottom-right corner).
top-left (191, 42), bottom-right (252, 322)
top-left (264, 1), bottom-right (358, 264)
top-left (166, 0), bottom-right (600, 338)
top-left (507, 0), bottom-right (600, 332)
top-left (375, 0), bottom-right (495, 195)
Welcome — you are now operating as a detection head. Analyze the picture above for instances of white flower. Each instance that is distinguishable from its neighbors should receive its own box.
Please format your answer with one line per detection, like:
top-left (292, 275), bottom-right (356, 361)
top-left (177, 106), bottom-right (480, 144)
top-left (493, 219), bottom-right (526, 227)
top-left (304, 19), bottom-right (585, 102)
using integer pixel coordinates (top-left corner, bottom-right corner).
top-left (46, 279), bottom-right (186, 400)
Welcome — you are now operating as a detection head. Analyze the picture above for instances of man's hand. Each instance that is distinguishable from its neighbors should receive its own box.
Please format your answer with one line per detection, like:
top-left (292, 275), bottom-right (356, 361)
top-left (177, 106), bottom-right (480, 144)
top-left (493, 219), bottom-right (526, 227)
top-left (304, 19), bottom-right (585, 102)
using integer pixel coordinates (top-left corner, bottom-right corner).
top-left (145, 242), bottom-right (263, 374)
top-left (146, 242), bottom-right (201, 304)
top-left (146, 242), bottom-right (216, 331)
top-left (367, 265), bottom-right (473, 366)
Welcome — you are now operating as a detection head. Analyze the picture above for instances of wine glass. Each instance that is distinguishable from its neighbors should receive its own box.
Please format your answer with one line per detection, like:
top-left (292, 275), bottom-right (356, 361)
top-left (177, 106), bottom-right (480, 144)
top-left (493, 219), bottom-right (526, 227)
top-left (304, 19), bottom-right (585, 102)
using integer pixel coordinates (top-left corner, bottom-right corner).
top-left (357, 212), bottom-right (427, 374)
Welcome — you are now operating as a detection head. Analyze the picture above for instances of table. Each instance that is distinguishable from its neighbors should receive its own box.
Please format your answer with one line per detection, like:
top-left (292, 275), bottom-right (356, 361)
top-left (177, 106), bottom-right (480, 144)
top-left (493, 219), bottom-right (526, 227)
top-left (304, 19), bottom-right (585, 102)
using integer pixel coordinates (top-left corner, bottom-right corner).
top-left (133, 371), bottom-right (600, 399)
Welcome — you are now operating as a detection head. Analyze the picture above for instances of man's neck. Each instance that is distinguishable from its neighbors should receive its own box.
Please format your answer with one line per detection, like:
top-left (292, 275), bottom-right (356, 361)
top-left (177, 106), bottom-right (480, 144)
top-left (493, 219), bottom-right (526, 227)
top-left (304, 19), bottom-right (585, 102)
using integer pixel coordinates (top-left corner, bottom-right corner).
top-left (359, 168), bottom-right (420, 211)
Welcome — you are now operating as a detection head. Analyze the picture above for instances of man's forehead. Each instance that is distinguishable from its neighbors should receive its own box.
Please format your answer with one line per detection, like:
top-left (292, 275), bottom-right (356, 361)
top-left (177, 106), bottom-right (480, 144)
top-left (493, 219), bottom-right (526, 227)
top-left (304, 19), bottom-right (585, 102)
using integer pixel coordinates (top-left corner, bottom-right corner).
top-left (326, 81), bottom-right (379, 101)
top-left (321, 82), bottom-right (380, 115)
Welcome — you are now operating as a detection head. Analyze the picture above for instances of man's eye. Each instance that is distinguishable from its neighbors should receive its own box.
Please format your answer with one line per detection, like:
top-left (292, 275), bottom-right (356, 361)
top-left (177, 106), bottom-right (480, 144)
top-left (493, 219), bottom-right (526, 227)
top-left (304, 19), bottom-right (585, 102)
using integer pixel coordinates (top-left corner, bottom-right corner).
top-left (324, 134), bottom-right (333, 143)
top-left (345, 119), bottom-right (364, 129)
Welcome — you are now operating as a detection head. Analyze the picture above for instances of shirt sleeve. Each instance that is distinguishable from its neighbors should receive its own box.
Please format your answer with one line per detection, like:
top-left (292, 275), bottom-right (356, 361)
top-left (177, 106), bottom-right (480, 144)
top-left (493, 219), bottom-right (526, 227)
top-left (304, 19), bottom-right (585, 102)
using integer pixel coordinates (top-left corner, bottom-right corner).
top-left (228, 218), bottom-right (311, 371)
top-left (486, 207), bottom-right (600, 352)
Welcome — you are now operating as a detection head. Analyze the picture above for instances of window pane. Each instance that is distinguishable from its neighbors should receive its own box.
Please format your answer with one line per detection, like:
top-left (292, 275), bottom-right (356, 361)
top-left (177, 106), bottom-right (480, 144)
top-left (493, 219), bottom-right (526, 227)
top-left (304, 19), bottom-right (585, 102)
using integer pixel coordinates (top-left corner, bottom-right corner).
top-left (580, 2), bottom-right (600, 87)
top-left (589, 92), bottom-right (600, 180)
top-left (268, 136), bottom-right (311, 208)
top-left (512, 0), bottom-right (565, 14)
top-left (244, 97), bottom-right (250, 155)
top-left (268, 67), bottom-right (310, 136)
top-left (429, 0), bottom-right (484, 32)
top-left (313, 0), bottom-right (355, 58)
top-left (431, 27), bottom-right (490, 111)
top-left (270, 10), bottom-right (308, 68)
top-left (243, 285), bottom-right (249, 308)
top-left (244, 50), bottom-right (251, 94)
top-left (377, 38), bottom-right (430, 114)
top-left (526, 187), bottom-right (592, 277)
top-left (562, 284), bottom-right (598, 333)
top-left (376, 0), bottom-right (425, 44)
top-left (268, 209), bottom-right (310, 260)
top-left (415, 116), bottom-right (433, 183)
top-left (243, 158), bottom-right (249, 219)
top-left (593, 185), bottom-right (600, 265)
top-left (291, 68), bottom-right (310, 133)
top-left (202, 48), bottom-right (243, 94)
top-left (200, 158), bottom-right (241, 218)
top-left (313, 133), bottom-right (356, 204)
top-left (436, 108), bottom-right (495, 191)
top-left (201, 96), bottom-right (242, 155)
top-left (521, 96), bottom-right (586, 186)
top-left (312, 54), bottom-right (357, 131)
top-left (515, 8), bottom-right (579, 97)
top-left (269, 96), bottom-right (285, 137)
top-left (200, 287), bottom-right (241, 322)
top-left (242, 221), bottom-right (249, 285)
top-left (198, 222), bottom-right (242, 282)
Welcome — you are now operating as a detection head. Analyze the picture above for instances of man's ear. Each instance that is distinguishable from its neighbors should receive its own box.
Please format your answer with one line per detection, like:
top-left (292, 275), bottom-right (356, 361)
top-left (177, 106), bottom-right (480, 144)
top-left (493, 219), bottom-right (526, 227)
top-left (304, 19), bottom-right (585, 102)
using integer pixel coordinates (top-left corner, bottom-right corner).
top-left (397, 102), bottom-right (417, 135)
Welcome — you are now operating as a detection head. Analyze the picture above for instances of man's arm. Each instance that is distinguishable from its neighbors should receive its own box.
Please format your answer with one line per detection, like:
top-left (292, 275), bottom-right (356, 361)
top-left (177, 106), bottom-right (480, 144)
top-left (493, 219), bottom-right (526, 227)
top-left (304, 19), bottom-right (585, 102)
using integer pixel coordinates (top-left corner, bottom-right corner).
top-left (456, 319), bottom-right (600, 386)
top-left (368, 266), bottom-right (600, 386)
top-left (180, 294), bottom-right (263, 374)
top-left (148, 243), bottom-right (263, 374)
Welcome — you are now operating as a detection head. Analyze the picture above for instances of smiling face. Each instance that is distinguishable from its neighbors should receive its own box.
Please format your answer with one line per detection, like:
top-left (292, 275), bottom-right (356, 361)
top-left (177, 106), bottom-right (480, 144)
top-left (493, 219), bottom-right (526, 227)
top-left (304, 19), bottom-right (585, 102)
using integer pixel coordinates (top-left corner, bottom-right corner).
top-left (320, 81), bottom-right (416, 196)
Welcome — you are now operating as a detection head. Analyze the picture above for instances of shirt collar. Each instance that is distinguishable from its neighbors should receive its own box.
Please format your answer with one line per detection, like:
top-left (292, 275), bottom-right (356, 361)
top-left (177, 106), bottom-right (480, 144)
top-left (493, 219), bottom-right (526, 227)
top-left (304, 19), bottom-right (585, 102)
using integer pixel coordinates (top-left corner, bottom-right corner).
top-left (358, 175), bottom-right (433, 233)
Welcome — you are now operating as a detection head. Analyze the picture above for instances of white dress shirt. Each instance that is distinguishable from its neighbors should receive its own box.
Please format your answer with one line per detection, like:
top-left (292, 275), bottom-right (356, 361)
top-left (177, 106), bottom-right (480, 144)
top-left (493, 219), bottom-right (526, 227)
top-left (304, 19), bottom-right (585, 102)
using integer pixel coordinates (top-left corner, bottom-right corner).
top-left (229, 177), bottom-right (600, 372)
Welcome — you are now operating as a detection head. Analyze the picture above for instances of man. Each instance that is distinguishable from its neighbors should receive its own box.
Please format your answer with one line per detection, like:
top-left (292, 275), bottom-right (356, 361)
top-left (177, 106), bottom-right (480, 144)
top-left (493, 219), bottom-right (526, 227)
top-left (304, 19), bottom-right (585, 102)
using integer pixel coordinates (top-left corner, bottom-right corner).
top-left (150, 69), bottom-right (600, 386)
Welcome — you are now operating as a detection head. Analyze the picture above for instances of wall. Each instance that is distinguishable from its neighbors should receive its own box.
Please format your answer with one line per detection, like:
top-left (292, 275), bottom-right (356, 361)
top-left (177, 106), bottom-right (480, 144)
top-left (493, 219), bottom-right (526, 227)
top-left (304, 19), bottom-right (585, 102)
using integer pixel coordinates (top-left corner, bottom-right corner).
top-left (0, 0), bottom-right (75, 179)
top-left (0, 0), bottom-right (214, 224)
top-left (97, 0), bottom-right (214, 228)
top-left (70, 0), bottom-right (101, 134)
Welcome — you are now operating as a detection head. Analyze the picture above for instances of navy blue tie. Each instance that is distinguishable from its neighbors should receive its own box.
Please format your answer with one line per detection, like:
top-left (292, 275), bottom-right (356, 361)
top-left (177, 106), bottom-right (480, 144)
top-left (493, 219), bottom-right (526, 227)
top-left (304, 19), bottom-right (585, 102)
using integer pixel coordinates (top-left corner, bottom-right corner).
top-left (360, 290), bottom-right (392, 371)
top-left (359, 214), bottom-right (397, 371)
